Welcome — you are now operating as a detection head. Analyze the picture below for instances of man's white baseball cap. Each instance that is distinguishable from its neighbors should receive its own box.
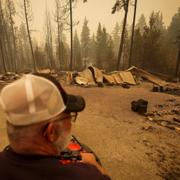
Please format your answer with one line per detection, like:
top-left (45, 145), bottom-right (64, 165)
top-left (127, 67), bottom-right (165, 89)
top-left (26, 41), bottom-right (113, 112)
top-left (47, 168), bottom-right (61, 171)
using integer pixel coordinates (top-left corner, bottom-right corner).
top-left (0, 74), bottom-right (85, 126)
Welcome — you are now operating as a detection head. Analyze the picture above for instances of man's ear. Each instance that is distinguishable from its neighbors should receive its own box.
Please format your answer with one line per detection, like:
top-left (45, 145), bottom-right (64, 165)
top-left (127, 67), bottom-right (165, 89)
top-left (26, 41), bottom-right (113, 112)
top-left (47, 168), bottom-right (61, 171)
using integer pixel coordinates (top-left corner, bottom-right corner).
top-left (44, 122), bottom-right (59, 142)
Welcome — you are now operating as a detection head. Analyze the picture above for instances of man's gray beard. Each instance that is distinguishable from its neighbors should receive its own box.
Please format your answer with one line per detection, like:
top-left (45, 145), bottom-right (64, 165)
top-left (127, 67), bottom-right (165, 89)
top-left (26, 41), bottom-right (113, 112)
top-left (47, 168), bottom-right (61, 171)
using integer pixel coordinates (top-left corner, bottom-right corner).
top-left (54, 130), bottom-right (72, 154)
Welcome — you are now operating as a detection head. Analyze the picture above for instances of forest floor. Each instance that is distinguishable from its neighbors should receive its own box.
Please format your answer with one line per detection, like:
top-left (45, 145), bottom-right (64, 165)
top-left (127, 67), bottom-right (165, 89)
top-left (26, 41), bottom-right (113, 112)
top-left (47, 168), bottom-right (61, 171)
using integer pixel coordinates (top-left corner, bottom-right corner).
top-left (0, 82), bottom-right (180, 180)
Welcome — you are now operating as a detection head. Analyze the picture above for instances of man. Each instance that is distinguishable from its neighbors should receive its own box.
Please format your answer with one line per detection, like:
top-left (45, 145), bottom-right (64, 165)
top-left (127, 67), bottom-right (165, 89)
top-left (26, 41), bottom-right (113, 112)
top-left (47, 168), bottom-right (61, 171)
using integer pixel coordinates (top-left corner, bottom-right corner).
top-left (0, 74), bottom-right (111, 180)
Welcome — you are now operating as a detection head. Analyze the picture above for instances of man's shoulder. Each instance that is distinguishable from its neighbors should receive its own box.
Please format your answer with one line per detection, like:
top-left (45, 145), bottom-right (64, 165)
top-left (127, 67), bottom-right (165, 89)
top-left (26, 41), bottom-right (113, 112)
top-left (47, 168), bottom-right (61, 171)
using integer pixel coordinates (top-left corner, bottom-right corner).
top-left (0, 149), bottom-right (6, 160)
top-left (0, 147), bottom-right (111, 180)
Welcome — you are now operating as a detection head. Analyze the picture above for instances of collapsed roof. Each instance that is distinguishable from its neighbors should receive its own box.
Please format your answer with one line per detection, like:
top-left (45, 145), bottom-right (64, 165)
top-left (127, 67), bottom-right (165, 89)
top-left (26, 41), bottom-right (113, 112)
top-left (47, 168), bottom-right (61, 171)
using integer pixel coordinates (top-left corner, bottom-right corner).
top-left (72, 66), bottom-right (167, 87)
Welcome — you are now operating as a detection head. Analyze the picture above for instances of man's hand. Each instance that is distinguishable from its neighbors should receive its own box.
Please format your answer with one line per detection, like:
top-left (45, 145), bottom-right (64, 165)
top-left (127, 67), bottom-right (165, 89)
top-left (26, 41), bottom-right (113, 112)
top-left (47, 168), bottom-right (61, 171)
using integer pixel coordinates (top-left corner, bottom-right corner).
top-left (80, 152), bottom-right (97, 164)
top-left (80, 152), bottom-right (108, 176)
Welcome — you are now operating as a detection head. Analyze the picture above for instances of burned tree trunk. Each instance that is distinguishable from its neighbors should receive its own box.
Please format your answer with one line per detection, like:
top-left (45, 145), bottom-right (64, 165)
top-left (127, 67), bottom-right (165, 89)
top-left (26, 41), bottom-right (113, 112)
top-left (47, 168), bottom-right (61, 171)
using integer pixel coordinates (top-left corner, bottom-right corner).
top-left (0, 37), bottom-right (7, 73)
top-left (45, 3), bottom-right (54, 70)
top-left (128, 0), bottom-right (137, 68)
top-left (69, 0), bottom-right (73, 71)
top-left (7, 0), bottom-right (17, 72)
top-left (175, 39), bottom-right (180, 79)
top-left (23, 0), bottom-right (36, 72)
top-left (114, 0), bottom-right (130, 70)
top-left (55, 0), bottom-right (63, 70)
top-left (0, 0), bottom-right (11, 72)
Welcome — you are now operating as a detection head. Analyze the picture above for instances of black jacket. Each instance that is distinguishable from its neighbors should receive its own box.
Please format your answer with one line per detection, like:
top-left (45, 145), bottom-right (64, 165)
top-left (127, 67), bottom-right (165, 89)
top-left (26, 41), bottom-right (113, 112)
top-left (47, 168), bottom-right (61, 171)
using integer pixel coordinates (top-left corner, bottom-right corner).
top-left (0, 146), bottom-right (111, 180)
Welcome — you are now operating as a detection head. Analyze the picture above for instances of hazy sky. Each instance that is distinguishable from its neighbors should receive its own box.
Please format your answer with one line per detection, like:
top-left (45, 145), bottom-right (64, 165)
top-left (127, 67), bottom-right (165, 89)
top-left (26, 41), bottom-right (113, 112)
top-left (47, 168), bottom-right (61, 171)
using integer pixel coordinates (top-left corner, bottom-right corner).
top-left (15, 0), bottom-right (180, 43)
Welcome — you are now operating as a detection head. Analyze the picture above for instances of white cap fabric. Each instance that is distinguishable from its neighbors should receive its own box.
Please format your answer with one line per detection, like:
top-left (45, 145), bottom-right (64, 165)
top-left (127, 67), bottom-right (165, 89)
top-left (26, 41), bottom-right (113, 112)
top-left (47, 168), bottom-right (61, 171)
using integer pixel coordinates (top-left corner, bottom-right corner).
top-left (0, 75), bottom-right (66, 126)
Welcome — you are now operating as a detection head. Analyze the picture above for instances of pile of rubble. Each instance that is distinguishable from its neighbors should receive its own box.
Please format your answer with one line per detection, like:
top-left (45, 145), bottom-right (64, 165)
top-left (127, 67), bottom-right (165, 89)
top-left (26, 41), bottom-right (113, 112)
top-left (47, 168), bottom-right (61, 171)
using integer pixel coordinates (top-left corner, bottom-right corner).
top-left (131, 98), bottom-right (180, 132)
top-left (65, 66), bottom-right (180, 96)
top-left (0, 66), bottom-right (179, 96)
top-left (145, 99), bottom-right (180, 131)
top-left (144, 99), bottom-right (180, 131)
top-left (66, 66), bottom-right (137, 87)
top-left (67, 66), bottom-right (164, 87)
top-left (0, 69), bottom-right (64, 86)
top-left (152, 83), bottom-right (180, 96)
top-left (0, 72), bottom-right (20, 86)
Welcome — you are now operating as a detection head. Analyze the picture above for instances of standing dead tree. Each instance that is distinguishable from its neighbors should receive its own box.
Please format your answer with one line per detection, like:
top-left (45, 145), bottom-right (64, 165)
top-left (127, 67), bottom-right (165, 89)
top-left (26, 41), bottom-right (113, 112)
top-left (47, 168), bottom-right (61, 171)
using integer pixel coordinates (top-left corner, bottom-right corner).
top-left (0, 8), bottom-right (7, 73)
top-left (128, 0), bottom-right (137, 68)
top-left (6, 0), bottom-right (17, 72)
top-left (44, 2), bottom-right (54, 71)
top-left (175, 34), bottom-right (180, 79)
top-left (0, 0), bottom-right (13, 72)
top-left (69, 0), bottom-right (87, 70)
top-left (69, 0), bottom-right (73, 71)
top-left (54, 0), bottom-right (70, 70)
top-left (0, 37), bottom-right (6, 73)
top-left (16, 23), bottom-right (31, 70)
top-left (0, 0), bottom-right (7, 73)
top-left (112, 0), bottom-right (130, 70)
top-left (23, 0), bottom-right (36, 72)
top-left (55, 0), bottom-right (87, 71)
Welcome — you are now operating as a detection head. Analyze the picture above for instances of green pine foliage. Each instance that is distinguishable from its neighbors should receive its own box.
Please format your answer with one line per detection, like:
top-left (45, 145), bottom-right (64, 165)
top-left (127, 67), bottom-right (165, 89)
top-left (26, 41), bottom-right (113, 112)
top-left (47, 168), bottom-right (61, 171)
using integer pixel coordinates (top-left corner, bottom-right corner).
top-left (132, 9), bottom-right (180, 77)
top-left (95, 23), bottom-right (115, 71)
top-left (73, 30), bottom-right (82, 71)
top-left (89, 34), bottom-right (97, 65)
top-left (81, 17), bottom-right (90, 66)
top-left (112, 22), bottom-right (121, 57)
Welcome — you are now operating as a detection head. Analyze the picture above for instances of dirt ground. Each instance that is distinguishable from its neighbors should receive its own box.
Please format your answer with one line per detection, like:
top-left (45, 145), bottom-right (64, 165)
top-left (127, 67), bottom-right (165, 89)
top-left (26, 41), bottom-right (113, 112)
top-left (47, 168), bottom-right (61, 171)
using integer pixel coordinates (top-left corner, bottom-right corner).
top-left (0, 82), bottom-right (180, 180)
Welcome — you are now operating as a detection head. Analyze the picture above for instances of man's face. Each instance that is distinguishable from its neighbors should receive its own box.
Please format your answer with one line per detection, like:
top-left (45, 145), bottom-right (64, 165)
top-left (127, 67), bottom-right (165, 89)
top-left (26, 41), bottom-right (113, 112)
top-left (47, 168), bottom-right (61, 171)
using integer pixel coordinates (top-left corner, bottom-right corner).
top-left (53, 113), bottom-right (73, 154)
top-left (54, 129), bottom-right (72, 154)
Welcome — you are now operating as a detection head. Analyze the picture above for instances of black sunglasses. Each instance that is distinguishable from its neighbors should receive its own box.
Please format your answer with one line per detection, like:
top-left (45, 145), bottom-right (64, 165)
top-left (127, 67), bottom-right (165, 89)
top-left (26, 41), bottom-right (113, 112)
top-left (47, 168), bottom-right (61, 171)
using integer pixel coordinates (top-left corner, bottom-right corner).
top-left (43, 112), bottom-right (78, 137)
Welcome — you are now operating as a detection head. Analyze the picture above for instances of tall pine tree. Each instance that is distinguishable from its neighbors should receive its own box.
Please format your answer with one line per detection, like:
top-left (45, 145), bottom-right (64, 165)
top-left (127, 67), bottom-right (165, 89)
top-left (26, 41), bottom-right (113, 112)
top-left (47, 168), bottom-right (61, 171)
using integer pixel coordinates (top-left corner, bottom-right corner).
top-left (112, 22), bottom-right (121, 58)
top-left (142, 11), bottom-right (166, 72)
top-left (96, 23), bottom-right (103, 68)
top-left (167, 7), bottom-right (180, 77)
top-left (136, 14), bottom-right (147, 35)
top-left (96, 23), bottom-right (114, 70)
top-left (89, 34), bottom-right (96, 65)
top-left (81, 17), bottom-right (90, 67)
top-left (73, 30), bottom-right (82, 70)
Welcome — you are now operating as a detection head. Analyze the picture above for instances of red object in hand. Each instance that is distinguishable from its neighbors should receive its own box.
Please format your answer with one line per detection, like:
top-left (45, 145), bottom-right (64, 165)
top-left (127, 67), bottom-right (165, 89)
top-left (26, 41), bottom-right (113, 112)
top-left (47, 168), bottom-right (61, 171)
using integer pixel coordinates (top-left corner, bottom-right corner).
top-left (67, 142), bottom-right (81, 151)
top-left (59, 140), bottom-right (82, 165)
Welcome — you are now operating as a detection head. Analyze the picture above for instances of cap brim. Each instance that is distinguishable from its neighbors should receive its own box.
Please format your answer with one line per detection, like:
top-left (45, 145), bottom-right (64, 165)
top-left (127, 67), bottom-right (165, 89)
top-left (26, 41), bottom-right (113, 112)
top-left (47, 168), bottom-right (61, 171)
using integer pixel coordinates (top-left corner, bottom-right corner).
top-left (65, 95), bottom-right (85, 112)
